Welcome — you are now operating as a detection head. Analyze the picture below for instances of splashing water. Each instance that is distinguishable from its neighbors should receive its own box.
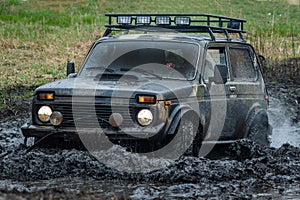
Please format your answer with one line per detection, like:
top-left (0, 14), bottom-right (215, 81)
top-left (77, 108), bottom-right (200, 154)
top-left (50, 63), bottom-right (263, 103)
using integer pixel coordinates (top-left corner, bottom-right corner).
top-left (268, 97), bottom-right (300, 148)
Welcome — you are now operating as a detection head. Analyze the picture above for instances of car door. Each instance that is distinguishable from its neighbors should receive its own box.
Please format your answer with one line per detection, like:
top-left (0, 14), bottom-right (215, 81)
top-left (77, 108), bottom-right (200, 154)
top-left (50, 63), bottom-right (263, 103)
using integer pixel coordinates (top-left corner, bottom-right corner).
top-left (227, 44), bottom-right (264, 138)
top-left (202, 45), bottom-right (231, 140)
top-left (202, 44), bottom-right (261, 140)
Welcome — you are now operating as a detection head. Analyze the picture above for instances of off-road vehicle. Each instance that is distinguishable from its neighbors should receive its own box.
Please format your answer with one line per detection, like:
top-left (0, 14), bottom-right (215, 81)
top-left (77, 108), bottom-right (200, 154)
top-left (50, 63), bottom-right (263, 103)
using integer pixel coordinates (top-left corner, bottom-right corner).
top-left (22, 14), bottom-right (272, 157)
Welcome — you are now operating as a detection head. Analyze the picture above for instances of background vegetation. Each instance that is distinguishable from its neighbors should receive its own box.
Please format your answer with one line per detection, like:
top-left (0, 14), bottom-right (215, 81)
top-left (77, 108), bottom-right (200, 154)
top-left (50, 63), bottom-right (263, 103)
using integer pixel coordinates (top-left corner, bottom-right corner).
top-left (0, 0), bottom-right (299, 112)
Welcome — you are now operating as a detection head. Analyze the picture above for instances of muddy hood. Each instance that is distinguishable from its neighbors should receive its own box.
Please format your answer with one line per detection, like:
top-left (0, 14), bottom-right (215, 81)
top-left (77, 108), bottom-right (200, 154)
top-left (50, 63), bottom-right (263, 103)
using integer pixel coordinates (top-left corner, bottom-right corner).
top-left (35, 77), bottom-right (196, 100)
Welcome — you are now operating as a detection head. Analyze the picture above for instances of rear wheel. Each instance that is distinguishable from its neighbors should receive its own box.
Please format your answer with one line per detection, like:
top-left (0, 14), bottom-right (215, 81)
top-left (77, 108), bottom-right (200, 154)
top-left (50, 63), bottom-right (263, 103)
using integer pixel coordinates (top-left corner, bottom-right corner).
top-left (247, 110), bottom-right (271, 146)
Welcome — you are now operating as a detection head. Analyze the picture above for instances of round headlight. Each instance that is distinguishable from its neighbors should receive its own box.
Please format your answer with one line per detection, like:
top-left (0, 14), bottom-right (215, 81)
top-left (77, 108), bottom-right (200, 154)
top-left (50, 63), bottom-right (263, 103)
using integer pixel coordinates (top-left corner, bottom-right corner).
top-left (137, 109), bottom-right (153, 126)
top-left (50, 111), bottom-right (63, 126)
top-left (37, 106), bottom-right (52, 122)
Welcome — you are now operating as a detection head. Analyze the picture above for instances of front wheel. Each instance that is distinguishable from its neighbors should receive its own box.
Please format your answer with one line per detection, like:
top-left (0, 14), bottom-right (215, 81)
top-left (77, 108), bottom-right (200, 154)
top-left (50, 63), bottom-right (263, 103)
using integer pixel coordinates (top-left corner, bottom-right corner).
top-left (173, 116), bottom-right (202, 157)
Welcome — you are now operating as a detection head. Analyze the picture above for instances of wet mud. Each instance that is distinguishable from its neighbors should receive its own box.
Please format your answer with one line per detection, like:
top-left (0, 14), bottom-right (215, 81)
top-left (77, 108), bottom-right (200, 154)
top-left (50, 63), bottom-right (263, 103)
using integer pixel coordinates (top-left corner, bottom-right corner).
top-left (0, 87), bottom-right (300, 199)
top-left (0, 115), bottom-right (300, 199)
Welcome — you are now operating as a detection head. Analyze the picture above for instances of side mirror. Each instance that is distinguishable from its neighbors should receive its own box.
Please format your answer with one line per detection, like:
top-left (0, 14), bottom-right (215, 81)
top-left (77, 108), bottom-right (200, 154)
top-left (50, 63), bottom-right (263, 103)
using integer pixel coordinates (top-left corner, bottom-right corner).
top-left (214, 64), bottom-right (228, 84)
top-left (66, 61), bottom-right (75, 76)
top-left (258, 55), bottom-right (266, 69)
top-left (258, 55), bottom-right (265, 62)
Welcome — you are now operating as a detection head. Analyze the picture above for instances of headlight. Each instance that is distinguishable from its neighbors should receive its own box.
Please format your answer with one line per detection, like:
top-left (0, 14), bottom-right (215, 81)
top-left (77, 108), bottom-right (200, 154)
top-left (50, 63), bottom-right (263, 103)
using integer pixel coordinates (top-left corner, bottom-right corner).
top-left (137, 109), bottom-right (153, 126)
top-left (50, 111), bottom-right (63, 126)
top-left (37, 106), bottom-right (52, 122)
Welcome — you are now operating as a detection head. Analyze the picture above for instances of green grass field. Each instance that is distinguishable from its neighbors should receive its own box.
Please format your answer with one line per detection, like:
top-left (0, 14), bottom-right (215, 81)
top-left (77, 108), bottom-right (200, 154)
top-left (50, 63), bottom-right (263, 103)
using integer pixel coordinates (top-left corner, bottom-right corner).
top-left (0, 0), bottom-right (299, 91)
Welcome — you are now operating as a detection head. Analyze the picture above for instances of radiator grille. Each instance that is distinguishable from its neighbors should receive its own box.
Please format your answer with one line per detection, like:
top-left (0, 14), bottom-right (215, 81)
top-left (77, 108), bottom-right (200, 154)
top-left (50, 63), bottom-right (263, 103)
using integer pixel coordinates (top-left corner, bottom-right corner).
top-left (53, 102), bottom-right (134, 128)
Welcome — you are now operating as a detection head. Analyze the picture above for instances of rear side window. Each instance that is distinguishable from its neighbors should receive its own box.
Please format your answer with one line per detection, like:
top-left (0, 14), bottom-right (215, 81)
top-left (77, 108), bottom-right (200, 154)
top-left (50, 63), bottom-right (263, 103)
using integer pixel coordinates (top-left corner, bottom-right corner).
top-left (229, 47), bottom-right (257, 81)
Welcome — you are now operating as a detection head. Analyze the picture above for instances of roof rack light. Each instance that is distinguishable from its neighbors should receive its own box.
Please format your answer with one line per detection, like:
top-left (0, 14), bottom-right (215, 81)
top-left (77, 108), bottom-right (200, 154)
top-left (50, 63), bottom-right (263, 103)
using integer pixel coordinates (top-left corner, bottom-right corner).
top-left (136, 16), bottom-right (151, 25)
top-left (117, 16), bottom-right (132, 24)
top-left (155, 16), bottom-right (171, 25)
top-left (227, 21), bottom-right (240, 29)
top-left (105, 14), bottom-right (246, 41)
top-left (175, 16), bottom-right (190, 26)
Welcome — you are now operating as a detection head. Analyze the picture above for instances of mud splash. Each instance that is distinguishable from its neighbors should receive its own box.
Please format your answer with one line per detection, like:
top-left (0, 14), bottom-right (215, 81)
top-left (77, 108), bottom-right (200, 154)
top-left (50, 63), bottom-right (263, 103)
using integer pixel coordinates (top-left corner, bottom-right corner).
top-left (269, 97), bottom-right (300, 148)
top-left (0, 97), bottom-right (300, 199)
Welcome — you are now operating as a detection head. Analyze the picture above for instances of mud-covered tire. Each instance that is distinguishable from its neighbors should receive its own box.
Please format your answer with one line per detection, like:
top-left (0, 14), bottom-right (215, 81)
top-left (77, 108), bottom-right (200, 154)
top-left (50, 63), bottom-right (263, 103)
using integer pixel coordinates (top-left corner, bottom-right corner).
top-left (247, 109), bottom-right (271, 146)
top-left (192, 126), bottom-right (202, 157)
top-left (173, 117), bottom-right (202, 157)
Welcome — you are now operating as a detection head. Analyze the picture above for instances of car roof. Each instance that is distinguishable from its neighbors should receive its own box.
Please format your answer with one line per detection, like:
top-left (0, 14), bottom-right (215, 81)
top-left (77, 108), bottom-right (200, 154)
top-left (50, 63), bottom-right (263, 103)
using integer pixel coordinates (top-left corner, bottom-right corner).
top-left (97, 33), bottom-right (247, 45)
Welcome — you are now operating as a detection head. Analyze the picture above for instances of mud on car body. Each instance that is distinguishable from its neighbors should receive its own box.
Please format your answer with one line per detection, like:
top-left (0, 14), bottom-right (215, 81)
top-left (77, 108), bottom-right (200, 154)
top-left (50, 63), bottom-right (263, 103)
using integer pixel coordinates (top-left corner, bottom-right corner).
top-left (21, 14), bottom-right (272, 156)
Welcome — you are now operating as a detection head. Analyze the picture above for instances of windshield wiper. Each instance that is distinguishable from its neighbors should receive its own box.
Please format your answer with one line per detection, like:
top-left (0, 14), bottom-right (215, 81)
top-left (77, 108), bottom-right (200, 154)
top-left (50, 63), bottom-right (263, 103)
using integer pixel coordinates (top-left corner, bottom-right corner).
top-left (126, 68), bottom-right (162, 79)
top-left (86, 66), bottom-right (115, 73)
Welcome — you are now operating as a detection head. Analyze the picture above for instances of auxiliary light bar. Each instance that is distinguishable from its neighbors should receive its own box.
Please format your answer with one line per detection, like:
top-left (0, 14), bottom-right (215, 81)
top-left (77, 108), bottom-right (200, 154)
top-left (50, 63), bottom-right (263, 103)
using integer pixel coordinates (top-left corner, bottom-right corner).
top-left (117, 16), bottom-right (132, 24)
top-left (174, 16), bottom-right (190, 25)
top-left (108, 14), bottom-right (247, 41)
top-left (155, 16), bottom-right (171, 25)
top-left (136, 16), bottom-right (151, 25)
top-left (116, 15), bottom-right (192, 26)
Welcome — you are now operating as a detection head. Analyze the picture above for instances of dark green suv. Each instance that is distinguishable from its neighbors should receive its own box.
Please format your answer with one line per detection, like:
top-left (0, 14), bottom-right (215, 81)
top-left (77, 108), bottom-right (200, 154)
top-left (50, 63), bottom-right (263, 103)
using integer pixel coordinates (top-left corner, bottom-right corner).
top-left (22, 14), bottom-right (272, 157)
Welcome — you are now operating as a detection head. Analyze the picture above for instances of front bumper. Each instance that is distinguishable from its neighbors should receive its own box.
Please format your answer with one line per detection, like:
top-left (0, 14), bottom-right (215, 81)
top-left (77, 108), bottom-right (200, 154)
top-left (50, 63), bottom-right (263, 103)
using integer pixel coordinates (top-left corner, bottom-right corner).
top-left (21, 123), bottom-right (166, 141)
top-left (21, 123), bottom-right (239, 146)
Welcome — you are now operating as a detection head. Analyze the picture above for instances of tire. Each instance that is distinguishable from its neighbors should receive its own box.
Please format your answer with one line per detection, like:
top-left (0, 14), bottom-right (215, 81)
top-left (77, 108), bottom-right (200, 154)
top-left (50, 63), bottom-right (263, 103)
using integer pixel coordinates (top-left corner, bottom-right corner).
top-left (192, 129), bottom-right (202, 157)
top-left (173, 116), bottom-right (202, 157)
top-left (247, 109), bottom-right (271, 146)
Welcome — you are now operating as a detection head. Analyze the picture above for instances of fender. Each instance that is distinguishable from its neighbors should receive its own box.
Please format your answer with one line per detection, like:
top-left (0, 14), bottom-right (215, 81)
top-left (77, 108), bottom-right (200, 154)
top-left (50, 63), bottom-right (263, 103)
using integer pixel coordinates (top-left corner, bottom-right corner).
top-left (164, 103), bottom-right (200, 135)
top-left (244, 103), bottom-right (270, 137)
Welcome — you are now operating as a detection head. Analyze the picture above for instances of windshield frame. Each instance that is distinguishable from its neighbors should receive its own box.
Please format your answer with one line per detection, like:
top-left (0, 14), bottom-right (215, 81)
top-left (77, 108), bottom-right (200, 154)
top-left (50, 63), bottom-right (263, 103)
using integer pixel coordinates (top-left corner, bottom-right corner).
top-left (78, 39), bottom-right (201, 81)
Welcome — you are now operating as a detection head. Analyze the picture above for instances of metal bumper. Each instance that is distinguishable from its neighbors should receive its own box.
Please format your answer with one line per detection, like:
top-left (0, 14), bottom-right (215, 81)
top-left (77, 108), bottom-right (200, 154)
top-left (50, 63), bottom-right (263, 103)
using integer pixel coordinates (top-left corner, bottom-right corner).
top-left (21, 123), bottom-right (166, 141)
top-left (21, 123), bottom-right (239, 145)
top-left (22, 123), bottom-right (80, 141)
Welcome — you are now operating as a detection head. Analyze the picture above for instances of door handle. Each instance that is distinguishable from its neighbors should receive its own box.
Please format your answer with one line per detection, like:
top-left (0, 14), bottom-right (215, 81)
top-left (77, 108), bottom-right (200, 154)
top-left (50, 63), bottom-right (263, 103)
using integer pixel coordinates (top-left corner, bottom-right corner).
top-left (229, 86), bottom-right (236, 93)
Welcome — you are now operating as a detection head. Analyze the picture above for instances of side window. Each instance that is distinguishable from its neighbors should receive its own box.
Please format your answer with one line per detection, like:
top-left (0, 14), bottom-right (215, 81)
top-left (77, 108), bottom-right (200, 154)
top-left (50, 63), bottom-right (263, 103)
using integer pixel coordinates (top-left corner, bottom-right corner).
top-left (229, 47), bottom-right (257, 81)
top-left (203, 47), bottom-right (227, 82)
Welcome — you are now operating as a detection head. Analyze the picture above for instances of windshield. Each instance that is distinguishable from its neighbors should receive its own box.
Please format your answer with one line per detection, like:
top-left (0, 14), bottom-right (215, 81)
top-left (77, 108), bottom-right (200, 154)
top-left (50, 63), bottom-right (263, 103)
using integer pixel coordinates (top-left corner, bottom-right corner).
top-left (79, 40), bottom-right (200, 80)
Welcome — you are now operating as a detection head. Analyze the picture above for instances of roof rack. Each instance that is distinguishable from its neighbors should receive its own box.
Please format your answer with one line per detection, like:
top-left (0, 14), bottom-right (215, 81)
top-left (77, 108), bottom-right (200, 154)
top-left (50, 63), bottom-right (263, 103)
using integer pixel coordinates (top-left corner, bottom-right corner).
top-left (103, 13), bottom-right (246, 41)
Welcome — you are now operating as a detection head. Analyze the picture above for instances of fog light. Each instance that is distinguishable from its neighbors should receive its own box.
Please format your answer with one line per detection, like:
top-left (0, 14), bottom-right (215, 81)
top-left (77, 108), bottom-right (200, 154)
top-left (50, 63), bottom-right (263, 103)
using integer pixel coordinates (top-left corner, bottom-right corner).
top-left (38, 106), bottom-right (52, 122)
top-left (137, 109), bottom-right (153, 126)
top-left (50, 111), bottom-right (63, 126)
top-left (109, 113), bottom-right (123, 127)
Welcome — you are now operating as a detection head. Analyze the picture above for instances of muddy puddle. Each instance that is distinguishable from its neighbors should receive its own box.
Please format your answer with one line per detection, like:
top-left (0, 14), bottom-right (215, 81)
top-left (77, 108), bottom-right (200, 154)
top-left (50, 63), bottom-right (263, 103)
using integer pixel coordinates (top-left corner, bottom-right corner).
top-left (0, 97), bottom-right (299, 199)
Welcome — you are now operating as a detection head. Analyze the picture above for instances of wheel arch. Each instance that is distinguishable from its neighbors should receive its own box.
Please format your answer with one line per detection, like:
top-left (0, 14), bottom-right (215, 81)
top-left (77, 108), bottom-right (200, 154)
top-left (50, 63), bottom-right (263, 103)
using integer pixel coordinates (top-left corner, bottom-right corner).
top-left (164, 104), bottom-right (203, 136)
top-left (244, 103), bottom-right (263, 135)
top-left (244, 102), bottom-right (271, 139)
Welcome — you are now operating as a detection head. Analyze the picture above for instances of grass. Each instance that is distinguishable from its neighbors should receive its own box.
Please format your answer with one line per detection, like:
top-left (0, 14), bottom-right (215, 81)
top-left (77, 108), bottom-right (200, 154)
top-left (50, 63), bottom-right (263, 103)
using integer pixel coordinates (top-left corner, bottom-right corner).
top-left (0, 0), bottom-right (299, 92)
